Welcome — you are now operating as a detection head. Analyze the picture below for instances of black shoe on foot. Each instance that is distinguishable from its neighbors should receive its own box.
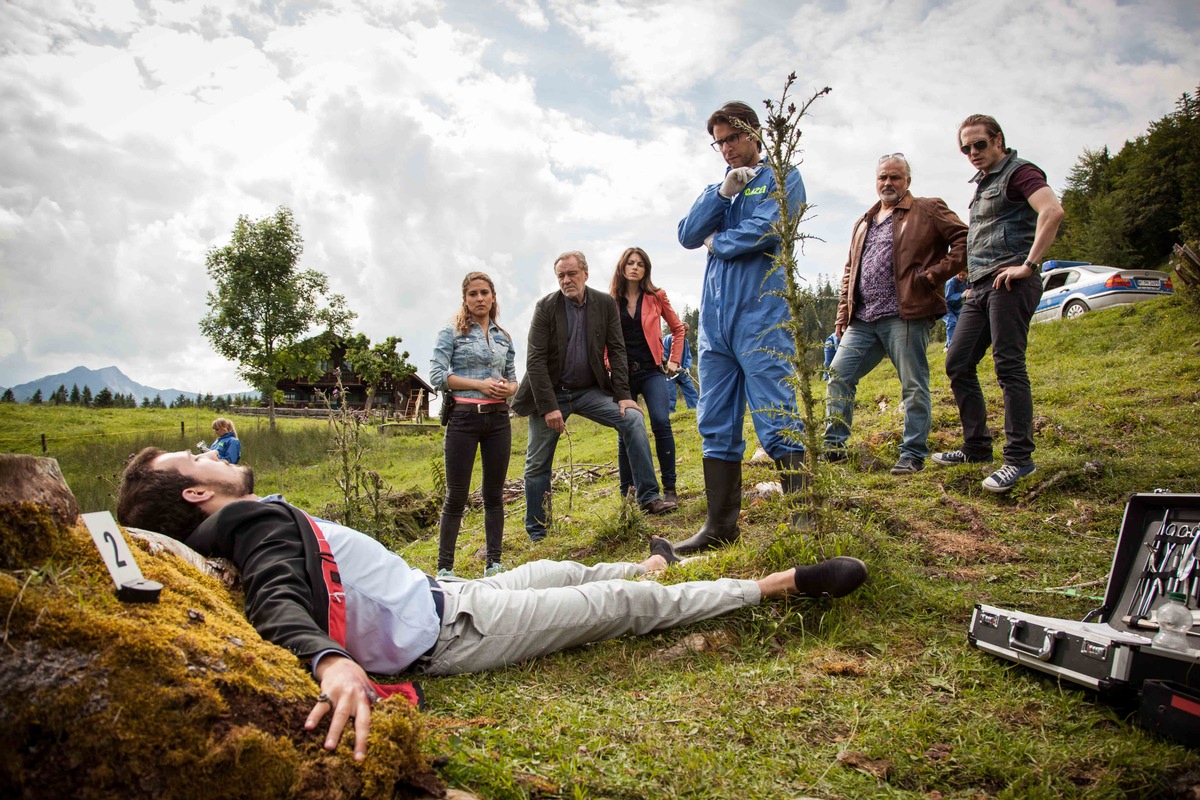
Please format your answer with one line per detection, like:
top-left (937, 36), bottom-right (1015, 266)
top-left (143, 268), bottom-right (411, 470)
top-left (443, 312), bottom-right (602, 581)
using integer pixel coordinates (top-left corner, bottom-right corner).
top-left (642, 498), bottom-right (678, 515)
top-left (663, 487), bottom-right (678, 504)
top-left (793, 557), bottom-right (868, 598)
top-left (649, 536), bottom-right (681, 566)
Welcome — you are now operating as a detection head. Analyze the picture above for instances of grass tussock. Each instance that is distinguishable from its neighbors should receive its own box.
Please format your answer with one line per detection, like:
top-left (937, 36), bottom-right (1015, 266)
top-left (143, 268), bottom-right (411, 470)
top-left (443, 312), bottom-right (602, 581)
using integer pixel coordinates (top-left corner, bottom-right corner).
top-left (2, 295), bottom-right (1199, 797)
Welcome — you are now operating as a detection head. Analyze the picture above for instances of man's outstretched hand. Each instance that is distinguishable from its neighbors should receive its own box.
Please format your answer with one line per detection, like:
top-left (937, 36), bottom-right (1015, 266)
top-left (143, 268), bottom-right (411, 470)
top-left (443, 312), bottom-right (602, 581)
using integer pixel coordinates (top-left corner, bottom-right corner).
top-left (307, 654), bottom-right (377, 761)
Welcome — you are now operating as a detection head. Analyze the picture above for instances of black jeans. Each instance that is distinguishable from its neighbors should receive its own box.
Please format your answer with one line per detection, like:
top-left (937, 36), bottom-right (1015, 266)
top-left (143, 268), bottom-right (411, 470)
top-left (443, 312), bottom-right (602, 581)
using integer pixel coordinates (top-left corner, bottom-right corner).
top-left (944, 274), bottom-right (1041, 466)
top-left (438, 407), bottom-right (512, 571)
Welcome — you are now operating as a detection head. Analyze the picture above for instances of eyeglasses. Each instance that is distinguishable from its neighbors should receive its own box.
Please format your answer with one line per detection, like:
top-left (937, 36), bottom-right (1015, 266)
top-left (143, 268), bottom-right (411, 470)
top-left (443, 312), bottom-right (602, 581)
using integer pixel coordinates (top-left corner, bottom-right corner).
top-left (878, 152), bottom-right (906, 163)
top-left (960, 139), bottom-right (990, 155)
top-left (710, 131), bottom-right (746, 151)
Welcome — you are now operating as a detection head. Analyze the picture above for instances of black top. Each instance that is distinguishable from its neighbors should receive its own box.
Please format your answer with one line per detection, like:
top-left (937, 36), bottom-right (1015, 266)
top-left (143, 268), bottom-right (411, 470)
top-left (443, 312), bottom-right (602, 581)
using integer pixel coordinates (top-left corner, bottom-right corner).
top-left (619, 293), bottom-right (655, 365)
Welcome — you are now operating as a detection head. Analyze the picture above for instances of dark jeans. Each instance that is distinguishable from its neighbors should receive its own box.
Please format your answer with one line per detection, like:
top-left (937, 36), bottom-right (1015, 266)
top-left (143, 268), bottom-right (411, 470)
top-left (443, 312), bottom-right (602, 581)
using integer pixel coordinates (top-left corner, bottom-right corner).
top-left (439, 407), bottom-right (512, 570)
top-left (944, 274), bottom-right (1041, 466)
top-left (618, 366), bottom-right (676, 492)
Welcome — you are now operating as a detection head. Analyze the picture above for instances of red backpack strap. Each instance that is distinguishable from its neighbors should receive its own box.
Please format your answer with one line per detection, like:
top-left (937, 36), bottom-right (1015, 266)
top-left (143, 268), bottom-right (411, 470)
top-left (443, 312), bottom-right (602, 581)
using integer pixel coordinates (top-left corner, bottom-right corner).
top-left (303, 512), bottom-right (423, 709)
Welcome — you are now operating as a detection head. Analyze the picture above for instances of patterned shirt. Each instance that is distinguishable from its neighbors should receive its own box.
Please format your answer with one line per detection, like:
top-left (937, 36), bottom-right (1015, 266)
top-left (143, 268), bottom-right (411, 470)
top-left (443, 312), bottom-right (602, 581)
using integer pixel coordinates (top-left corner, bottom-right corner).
top-left (853, 214), bottom-right (900, 322)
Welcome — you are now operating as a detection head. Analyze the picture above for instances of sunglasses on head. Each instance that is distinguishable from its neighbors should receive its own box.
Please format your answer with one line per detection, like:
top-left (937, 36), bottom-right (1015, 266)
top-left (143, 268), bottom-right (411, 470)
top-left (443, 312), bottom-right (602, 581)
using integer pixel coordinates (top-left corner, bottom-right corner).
top-left (960, 138), bottom-right (990, 155)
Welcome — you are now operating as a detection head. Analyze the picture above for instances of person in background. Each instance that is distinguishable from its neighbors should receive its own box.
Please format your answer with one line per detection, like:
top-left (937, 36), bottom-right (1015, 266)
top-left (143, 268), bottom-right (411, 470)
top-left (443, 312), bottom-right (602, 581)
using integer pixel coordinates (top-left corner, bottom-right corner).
top-left (943, 269), bottom-right (969, 351)
top-left (609, 247), bottom-right (687, 504)
top-left (429, 272), bottom-right (518, 578)
top-left (210, 418), bottom-right (241, 464)
top-left (823, 332), bottom-right (840, 381)
top-left (663, 323), bottom-right (699, 412)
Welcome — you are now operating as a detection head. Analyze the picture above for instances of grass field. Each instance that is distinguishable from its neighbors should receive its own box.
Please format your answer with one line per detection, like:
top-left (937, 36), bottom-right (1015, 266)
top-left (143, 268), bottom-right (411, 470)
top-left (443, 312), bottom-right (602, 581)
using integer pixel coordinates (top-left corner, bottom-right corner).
top-left (3, 295), bottom-right (1199, 798)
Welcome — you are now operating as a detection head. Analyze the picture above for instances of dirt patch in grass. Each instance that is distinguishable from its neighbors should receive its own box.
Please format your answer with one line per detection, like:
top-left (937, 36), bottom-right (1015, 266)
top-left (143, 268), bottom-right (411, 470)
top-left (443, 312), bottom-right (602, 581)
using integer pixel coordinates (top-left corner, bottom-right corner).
top-left (908, 518), bottom-right (1019, 564)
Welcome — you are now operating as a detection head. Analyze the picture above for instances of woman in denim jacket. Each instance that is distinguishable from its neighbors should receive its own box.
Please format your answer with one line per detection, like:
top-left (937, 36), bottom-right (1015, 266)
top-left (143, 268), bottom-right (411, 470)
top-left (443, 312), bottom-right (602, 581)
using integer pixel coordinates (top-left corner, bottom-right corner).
top-left (609, 247), bottom-right (686, 503)
top-left (429, 272), bottom-right (518, 578)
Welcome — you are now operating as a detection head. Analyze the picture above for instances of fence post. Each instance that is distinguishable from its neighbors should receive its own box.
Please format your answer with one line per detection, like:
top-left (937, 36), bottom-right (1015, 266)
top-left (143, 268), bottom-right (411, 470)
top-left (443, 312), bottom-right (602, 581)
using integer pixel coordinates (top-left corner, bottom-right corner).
top-left (181, 421), bottom-right (185, 438)
top-left (41, 434), bottom-right (47, 453)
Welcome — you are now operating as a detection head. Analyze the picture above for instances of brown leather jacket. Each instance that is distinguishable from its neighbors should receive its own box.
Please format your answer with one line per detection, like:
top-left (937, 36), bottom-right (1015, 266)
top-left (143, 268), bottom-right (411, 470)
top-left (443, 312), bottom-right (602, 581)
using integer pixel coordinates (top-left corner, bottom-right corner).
top-left (836, 192), bottom-right (967, 331)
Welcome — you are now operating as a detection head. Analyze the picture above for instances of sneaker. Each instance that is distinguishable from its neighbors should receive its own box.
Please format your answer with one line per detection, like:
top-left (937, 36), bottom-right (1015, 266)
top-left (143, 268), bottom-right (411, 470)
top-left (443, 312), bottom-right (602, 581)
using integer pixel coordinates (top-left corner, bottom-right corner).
top-left (982, 463), bottom-right (1036, 493)
top-left (931, 449), bottom-right (991, 466)
top-left (889, 455), bottom-right (924, 475)
top-left (436, 568), bottom-right (456, 579)
top-left (484, 562), bottom-right (506, 578)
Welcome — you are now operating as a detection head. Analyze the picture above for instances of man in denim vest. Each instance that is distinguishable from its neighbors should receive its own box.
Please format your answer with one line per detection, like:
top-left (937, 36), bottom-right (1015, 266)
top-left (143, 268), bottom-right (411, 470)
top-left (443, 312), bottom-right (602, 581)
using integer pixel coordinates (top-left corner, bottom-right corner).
top-left (932, 115), bottom-right (1064, 493)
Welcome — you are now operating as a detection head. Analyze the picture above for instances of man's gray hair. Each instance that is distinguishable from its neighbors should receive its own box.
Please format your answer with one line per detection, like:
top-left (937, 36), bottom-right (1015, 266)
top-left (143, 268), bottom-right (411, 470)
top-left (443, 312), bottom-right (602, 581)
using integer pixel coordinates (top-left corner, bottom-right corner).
top-left (554, 250), bottom-right (589, 272)
top-left (879, 154), bottom-right (912, 179)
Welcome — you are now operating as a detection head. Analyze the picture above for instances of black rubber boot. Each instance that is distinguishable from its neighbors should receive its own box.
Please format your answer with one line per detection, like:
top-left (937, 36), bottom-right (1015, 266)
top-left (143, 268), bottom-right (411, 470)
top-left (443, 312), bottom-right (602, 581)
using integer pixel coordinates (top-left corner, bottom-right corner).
top-left (673, 458), bottom-right (742, 555)
top-left (774, 450), bottom-right (811, 528)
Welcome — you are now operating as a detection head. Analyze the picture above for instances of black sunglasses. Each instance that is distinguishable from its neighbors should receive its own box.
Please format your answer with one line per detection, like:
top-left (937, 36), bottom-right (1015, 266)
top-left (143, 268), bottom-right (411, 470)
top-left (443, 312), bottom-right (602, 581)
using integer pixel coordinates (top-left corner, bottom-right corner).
top-left (960, 138), bottom-right (990, 155)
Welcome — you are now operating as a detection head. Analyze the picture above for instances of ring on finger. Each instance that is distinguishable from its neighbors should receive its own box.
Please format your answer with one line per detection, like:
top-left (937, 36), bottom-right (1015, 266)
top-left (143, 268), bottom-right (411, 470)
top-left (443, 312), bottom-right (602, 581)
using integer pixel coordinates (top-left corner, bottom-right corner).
top-left (316, 692), bottom-right (334, 710)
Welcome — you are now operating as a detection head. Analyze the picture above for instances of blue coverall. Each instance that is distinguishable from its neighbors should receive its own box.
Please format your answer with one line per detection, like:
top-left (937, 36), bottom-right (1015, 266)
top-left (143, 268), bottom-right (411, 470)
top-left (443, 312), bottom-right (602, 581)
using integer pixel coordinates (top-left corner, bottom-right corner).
top-left (678, 162), bottom-right (807, 461)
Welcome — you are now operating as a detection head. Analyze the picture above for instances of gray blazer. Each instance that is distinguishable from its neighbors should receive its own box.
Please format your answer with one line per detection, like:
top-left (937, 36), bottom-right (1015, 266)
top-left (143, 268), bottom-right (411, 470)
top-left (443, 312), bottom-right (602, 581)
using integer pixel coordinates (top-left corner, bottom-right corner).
top-left (511, 286), bottom-right (631, 417)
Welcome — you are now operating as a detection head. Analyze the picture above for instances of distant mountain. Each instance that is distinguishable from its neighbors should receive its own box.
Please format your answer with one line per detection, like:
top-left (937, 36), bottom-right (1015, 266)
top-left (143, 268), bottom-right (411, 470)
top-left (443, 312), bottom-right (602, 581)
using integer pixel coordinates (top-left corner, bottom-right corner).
top-left (7, 366), bottom-right (245, 406)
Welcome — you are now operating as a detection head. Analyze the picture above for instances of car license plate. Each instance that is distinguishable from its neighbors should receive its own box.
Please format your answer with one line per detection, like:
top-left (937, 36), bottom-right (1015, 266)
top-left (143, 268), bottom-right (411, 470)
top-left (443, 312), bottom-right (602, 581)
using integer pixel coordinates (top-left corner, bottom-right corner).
top-left (1135, 279), bottom-right (1159, 289)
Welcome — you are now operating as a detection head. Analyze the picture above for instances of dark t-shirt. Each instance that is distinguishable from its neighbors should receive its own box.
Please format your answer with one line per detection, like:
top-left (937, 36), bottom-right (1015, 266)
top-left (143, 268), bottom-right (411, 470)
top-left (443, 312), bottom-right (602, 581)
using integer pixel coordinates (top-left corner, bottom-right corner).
top-left (1006, 164), bottom-right (1048, 203)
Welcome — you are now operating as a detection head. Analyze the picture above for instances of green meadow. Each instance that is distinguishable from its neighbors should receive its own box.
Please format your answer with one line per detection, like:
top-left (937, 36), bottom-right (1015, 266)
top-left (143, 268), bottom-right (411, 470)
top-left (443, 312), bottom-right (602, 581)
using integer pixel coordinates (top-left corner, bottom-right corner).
top-left (2, 295), bottom-right (1199, 798)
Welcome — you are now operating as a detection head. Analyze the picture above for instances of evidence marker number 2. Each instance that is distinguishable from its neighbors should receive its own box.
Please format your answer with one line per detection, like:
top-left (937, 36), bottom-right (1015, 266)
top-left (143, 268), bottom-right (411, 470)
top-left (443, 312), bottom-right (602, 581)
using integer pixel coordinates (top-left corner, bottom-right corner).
top-left (83, 511), bottom-right (163, 603)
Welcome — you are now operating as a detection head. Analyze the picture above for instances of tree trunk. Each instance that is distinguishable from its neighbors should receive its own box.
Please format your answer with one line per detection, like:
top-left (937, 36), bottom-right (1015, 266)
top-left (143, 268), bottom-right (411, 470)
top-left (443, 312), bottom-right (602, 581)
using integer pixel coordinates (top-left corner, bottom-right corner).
top-left (0, 454), bottom-right (79, 569)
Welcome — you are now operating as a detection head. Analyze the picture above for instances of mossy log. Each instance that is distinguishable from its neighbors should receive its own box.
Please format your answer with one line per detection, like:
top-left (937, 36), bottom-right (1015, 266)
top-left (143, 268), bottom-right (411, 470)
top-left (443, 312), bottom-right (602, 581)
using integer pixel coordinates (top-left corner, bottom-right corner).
top-left (0, 454), bottom-right (435, 799)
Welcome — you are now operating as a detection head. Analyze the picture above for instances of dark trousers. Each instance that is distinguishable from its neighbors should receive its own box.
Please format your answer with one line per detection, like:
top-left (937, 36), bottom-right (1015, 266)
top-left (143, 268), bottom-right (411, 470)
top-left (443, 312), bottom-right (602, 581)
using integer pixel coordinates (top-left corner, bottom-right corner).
top-left (618, 366), bottom-right (677, 493)
top-left (944, 274), bottom-right (1041, 466)
top-left (439, 408), bottom-right (512, 570)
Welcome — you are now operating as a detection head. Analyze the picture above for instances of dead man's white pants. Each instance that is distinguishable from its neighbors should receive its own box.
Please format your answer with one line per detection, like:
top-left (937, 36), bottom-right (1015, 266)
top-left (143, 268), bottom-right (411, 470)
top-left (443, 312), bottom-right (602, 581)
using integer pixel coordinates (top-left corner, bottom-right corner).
top-left (415, 558), bottom-right (762, 676)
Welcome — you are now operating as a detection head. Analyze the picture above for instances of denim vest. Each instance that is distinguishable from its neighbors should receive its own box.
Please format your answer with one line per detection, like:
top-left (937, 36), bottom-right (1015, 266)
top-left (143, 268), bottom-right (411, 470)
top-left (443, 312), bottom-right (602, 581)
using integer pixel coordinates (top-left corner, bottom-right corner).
top-left (966, 150), bottom-right (1042, 281)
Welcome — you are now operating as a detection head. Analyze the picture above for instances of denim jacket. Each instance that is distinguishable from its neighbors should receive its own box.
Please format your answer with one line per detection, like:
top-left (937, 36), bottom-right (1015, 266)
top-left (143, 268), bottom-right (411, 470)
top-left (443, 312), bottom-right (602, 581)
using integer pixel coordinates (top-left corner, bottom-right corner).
top-left (429, 320), bottom-right (517, 401)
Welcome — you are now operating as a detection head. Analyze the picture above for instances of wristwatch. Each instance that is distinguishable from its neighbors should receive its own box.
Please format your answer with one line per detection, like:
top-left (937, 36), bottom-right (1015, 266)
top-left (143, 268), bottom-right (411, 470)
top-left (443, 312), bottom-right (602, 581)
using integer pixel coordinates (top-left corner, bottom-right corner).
top-left (1023, 260), bottom-right (1038, 271)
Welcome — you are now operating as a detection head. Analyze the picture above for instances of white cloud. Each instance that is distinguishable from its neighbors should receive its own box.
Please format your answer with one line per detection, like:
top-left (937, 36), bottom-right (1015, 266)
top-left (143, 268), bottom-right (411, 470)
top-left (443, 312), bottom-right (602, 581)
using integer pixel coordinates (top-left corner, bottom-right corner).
top-left (498, 0), bottom-right (550, 31)
top-left (0, 0), bottom-right (1198, 394)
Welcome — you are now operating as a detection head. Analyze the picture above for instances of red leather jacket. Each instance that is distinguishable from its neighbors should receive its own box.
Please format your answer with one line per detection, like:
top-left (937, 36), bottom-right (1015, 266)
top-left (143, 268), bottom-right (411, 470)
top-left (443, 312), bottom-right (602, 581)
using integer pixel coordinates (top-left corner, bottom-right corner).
top-left (607, 288), bottom-right (686, 369)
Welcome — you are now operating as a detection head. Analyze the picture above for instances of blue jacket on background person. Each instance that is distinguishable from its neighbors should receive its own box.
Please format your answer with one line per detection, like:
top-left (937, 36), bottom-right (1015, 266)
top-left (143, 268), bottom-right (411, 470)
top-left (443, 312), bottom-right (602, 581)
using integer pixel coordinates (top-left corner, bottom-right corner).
top-left (213, 431), bottom-right (241, 464)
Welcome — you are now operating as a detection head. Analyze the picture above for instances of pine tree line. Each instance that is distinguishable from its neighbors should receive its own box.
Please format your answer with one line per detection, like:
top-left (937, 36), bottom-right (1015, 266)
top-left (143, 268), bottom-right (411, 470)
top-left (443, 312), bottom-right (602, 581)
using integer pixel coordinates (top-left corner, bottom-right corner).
top-left (0, 383), bottom-right (257, 409)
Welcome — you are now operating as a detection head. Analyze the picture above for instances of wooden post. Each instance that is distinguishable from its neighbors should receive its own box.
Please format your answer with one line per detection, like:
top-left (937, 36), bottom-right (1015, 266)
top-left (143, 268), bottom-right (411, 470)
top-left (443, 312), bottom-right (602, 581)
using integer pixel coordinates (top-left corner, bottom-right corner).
top-left (181, 421), bottom-right (186, 438)
top-left (41, 434), bottom-right (47, 453)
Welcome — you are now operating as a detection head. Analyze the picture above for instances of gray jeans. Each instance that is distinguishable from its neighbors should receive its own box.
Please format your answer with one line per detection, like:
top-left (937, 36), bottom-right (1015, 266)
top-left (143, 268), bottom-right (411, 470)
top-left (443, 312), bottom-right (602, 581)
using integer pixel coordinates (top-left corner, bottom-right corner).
top-left (414, 559), bottom-right (761, 676)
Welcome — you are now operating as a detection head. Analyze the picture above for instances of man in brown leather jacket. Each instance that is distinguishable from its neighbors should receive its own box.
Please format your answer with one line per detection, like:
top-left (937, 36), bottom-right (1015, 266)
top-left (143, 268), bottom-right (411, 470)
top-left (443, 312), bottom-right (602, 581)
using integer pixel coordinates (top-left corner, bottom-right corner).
top-left (824, 154), bottom-right (967, 474)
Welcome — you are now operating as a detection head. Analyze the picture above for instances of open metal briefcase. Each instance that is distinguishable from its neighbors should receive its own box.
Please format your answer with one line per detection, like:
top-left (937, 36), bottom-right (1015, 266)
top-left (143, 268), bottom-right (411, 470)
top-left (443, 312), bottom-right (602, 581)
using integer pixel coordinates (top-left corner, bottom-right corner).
top-left (968, 492), bottom-right (1199, 743)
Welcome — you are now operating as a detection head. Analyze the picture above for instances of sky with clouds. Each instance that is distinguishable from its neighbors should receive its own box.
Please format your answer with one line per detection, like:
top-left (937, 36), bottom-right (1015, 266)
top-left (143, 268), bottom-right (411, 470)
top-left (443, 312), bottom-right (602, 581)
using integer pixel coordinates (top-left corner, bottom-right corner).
top-left (2, 0), bottom-right (1197, 395)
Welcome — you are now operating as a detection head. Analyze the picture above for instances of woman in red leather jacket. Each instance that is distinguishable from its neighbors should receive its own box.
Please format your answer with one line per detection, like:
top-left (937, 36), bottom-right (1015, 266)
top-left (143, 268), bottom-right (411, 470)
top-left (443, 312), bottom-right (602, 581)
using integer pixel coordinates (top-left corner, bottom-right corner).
top-left (609, 247), bottom-right (687, 504)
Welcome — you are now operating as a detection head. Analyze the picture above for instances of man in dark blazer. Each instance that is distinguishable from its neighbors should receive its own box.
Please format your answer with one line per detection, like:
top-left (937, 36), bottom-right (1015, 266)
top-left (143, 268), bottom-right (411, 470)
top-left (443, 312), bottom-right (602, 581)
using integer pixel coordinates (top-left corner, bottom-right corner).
top-left (513, 250), bottom-right (677, 540)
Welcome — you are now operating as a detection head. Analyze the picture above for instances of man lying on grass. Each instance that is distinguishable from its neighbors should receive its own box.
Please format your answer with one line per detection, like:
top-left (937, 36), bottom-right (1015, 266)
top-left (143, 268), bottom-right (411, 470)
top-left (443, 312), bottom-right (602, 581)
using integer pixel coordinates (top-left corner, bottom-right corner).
top-left (116, 447), bottom-right (868, 761)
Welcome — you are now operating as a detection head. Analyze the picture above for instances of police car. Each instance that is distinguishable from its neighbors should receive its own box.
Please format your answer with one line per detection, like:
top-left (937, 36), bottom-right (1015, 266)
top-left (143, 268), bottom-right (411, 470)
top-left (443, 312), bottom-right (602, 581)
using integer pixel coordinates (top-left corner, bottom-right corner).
top-left (1033, 260), bottom-right (1174, 323)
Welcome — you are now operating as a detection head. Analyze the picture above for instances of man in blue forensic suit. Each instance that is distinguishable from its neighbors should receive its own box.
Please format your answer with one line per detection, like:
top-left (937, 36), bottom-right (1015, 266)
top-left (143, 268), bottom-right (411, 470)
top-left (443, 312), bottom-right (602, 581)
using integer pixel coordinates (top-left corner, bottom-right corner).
top-left (675, 101), bottom-right (807, 554)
